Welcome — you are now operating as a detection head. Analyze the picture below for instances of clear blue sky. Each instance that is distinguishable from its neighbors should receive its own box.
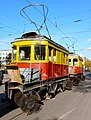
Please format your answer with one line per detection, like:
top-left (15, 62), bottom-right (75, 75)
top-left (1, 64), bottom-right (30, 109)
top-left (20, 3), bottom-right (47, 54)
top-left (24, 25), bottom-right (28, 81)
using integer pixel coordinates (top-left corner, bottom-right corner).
top-left (0, 0), bottom-right (91, 60)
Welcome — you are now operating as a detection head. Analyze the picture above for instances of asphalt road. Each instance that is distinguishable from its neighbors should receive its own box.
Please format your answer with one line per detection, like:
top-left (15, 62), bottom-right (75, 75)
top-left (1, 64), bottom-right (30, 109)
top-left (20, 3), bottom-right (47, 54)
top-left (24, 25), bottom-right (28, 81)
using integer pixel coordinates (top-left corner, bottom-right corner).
top-left (1, 78), bottom-right (91, 120)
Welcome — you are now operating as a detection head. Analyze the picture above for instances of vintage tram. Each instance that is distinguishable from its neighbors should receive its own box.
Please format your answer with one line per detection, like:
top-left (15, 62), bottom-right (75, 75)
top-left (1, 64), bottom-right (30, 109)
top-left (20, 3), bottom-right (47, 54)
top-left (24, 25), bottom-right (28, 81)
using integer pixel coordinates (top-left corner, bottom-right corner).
top-left (68, 52), bottom-right (84, 85)
top-left (5, 32), bottom-right (73, 114)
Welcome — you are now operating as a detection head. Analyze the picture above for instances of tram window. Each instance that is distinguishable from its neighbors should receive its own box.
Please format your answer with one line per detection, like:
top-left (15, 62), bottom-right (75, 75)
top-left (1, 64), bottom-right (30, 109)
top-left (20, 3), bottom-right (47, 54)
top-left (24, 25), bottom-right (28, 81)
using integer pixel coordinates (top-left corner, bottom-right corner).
top-left (69, 59), bottom-right (71, 65)
top-left (53, 49), bottom-right (56, 62)
top-left (19, 46), bottom-right (31, 60)
top-left (12, 46), bottom-right (17, 60)
top-left (64, 54), bottom-right (67, 64)
top-left (34, 45), bottom-right (45, 60)
top-left (62, 53), bottom-right (65, 63)
top-left (49, 46), bottom-right (52, 61)
top-left (73, 59), bottom-right (78, 66)
top-left (69, 59), bottom-right (71, 62)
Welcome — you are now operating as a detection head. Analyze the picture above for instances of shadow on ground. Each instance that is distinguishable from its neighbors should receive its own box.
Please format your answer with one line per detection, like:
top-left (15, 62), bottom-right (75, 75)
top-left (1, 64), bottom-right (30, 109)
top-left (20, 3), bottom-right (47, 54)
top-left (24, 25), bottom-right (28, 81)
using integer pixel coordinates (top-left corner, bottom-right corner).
top-left (73, 80), bottom-right (91, 93)
top-left (0, 93), bottom-right (18, 118)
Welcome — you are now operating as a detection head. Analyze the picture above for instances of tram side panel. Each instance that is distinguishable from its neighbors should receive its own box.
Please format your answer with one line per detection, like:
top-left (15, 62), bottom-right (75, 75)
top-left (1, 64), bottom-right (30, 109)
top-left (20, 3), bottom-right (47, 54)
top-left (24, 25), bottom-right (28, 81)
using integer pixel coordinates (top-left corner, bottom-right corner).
top-left (14, 61), bottom-right (69, 82)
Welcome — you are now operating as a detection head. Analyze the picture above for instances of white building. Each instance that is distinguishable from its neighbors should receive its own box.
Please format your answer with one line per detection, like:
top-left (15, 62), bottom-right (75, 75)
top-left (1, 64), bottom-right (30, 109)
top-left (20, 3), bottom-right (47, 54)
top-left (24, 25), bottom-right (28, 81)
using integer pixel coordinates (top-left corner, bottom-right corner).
top-left (0, 50), bottom-right (12, 65)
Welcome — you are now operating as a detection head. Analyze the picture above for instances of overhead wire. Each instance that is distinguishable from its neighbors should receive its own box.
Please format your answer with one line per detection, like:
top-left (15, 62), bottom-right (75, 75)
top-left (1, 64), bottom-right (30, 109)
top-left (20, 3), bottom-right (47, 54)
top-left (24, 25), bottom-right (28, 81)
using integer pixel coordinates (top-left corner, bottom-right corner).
top-left (1, 1), bottom-right (90, 53)
top-left (0, 22), bottom-right (22, 32)
top-left (66, 30), bottom-right (91, 34)
top-left (42, 5), bottom-right (51, 39)
top-left (53, 9), bottom-right (91, 19)
top-left (25, 0), bottom-right (89, 55)
top-left (24, 0), bottom-right (79, 53)
top-left (20, 2), bottom-right (51, 38)
top-left (59, 16), bottom-right (91, 27)
top-left (20, 5), bottom-right (40, 34)
top-left (25, 0), bottom-right (86, 52)
top-left (25, 0), bottom-right (69, 38)
top-left (0, 22), bottom-right (24, 38)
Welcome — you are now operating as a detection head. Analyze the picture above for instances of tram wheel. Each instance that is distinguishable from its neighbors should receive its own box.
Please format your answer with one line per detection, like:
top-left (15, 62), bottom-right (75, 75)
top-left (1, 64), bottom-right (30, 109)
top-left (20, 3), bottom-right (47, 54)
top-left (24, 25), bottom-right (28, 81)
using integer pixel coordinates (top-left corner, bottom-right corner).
top-left (73, 77), bottom-right (80, 86)
top-left (66, 79), bottom-right (73, 90)
top-left (14, 90), bottom-right (42, 115)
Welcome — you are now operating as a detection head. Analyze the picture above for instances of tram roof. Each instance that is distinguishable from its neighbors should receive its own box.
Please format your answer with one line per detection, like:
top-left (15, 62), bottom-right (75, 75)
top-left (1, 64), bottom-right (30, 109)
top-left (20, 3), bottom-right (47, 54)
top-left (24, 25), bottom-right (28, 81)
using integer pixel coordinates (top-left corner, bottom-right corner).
top-left (69, 52), bottom-right (83, 61)
top-left (12, 32), bottom-right (68, 52)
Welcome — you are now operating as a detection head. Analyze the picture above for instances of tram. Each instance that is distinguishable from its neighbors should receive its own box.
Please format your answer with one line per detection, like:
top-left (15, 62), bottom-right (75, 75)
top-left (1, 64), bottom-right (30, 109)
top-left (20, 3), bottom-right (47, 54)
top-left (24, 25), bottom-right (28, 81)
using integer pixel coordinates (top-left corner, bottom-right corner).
top-left (68, 52), bottom-right (84, 85)
top-left (5, 32), bottom-right (73, 114)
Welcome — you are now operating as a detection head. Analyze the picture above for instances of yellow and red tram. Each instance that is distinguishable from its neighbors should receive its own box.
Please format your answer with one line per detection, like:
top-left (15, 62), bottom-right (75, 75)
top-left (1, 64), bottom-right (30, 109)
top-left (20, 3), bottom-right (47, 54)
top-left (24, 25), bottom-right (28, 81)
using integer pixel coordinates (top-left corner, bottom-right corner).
top-left (5, 32), bottom-right (74, 114)
top-left (68, 52), bottom-right (84, 85)
top-left (11, 32), bottom-right (69, 81)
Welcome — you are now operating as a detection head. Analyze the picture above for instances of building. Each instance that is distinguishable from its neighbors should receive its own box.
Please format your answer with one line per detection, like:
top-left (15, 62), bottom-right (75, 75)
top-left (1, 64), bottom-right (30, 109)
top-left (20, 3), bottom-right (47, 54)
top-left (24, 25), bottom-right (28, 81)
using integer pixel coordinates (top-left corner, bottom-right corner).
top-left (0, 50), bottom-right (12, 65)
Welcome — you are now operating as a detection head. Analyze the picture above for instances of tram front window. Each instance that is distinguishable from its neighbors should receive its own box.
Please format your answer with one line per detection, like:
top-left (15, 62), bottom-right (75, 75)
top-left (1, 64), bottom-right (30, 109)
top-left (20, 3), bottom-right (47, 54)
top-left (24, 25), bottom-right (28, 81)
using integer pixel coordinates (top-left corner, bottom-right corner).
top-left (69, 59), bottom-right (71, 66)
top-left (34, 45), bottom-right (46, 60)
top-left (73, 59), bottom-right (78, 66)
top-left (19, 46), bottom-right (31, 60)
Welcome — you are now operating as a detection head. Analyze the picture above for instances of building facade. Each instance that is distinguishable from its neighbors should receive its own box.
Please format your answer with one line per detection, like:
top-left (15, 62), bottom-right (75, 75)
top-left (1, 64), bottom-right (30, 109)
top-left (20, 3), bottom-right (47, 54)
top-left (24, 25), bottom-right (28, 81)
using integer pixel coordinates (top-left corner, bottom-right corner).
top-left (0, 50), bottom-right (12, 65)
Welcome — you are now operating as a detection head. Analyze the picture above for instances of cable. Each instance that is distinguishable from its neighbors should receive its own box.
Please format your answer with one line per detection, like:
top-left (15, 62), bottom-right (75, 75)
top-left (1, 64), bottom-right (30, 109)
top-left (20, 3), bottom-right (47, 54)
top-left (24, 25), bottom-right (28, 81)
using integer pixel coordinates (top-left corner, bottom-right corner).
top-left (25, 0), bottom-right (69, 38)
top-left (0, 22), bottom-right (22, 32)
top-left (24, 0), bottom-right (80, 52)
top-left (20, 5), bottom-right (40, 34)
top-left (20, 3), bottom-right (51, 38)
top-left (66, 30), bottom-right (91, 34)
top-left (60, 37), bottom-right (77, 52)
top-left (53, 9), bottom-right (91, 19)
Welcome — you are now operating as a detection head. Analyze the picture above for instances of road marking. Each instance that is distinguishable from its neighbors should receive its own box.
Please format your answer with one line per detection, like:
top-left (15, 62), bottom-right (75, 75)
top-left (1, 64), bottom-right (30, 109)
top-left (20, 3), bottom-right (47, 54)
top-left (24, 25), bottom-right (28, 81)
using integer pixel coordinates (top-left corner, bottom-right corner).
top-left (58, 107), bottom-right (77, 120)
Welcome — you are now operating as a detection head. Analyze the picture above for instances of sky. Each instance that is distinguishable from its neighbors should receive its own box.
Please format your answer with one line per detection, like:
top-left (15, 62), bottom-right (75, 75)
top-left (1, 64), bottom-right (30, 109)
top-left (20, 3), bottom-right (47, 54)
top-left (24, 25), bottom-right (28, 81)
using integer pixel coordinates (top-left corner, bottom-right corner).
top-left (0, 0), bottom-right (91, 60)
